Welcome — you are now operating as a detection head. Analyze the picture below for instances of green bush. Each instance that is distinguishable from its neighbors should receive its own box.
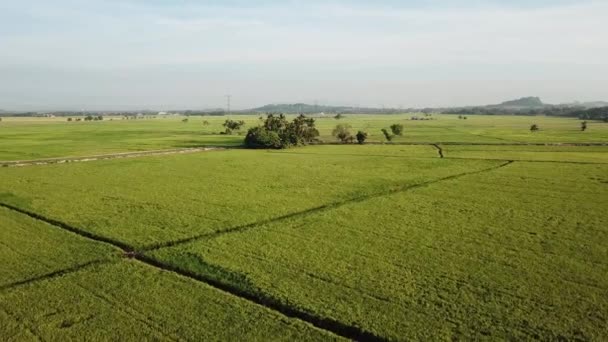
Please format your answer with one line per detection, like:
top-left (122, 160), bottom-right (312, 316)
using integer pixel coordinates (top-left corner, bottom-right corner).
top-left (390, 124), bottom-right (404, 136)
top-left (381, 128), bottom-right (393, 142)
top-left (356, 131), bottom-right (368, 144)
top-left (244, 127), bottom-right (283, 149)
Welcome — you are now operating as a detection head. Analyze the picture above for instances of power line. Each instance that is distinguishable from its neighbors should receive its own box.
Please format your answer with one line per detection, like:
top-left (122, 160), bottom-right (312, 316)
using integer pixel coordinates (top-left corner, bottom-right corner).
top-left (225, 94), bottom-right (231, 115)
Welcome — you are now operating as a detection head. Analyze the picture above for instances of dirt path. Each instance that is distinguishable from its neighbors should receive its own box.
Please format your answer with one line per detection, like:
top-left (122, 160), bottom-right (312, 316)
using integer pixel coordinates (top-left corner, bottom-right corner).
top-left (0, 147), bottom-right (226, 167)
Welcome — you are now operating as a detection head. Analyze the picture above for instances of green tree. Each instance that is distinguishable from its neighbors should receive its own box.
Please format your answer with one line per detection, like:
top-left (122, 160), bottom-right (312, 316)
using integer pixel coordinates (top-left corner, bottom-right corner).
top-left (332, 124), bottom-right (353, 143)
top-left (223, 119), bottom-right (246, 134)
top-left (581, 121), bottom-right (587, 131)
top-left (244, 113), bottom-right (319, 149)
top-left (390, 124), bottom-right (404, 136)
top-left (356, 131), bottom-right (368, 144)
top-left (530, 124), bottom-right (539, 132)
top-left (381, 128), bottom-right (393, 142)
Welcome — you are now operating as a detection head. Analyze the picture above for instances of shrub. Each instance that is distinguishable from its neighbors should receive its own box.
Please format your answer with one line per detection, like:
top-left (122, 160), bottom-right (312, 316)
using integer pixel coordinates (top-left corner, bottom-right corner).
top-left (530, 124), bottom-right (539, 132)
top-left (334, 113), bottom-right (344, 120)
top-left (223, 119), bottom-right (246, 134)
top-left (356, 131), bottom-right (368, 144)
top-left (581, 121), bottom-right (587, 131)
top-left (390, 124), bottom-right (404, 136)
top-left (244, 114), bottom-right (319, 149)
top-left (381, 128), bottom-right (393, 142)
top-left (244, 127), bottom-right (283, 149)
top-left (332, 124), bottom-right (353, 143)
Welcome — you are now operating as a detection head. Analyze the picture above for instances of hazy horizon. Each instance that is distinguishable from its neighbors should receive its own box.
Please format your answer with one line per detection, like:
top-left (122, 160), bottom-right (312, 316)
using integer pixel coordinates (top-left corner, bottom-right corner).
top-left (1, 0), bottom-right (607, 111)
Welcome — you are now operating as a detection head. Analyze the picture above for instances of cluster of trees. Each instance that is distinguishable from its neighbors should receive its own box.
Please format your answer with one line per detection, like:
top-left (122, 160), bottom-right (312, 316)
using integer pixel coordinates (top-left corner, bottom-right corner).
top-left (222, 119), bottom-right (246, 134)
top-left (329, 123), bottom-right (403, 144)
top-left (443, 105), bottom-right (608, 121)
top-left (244, 114), bottom-right (319, 149)
top-left (574, 107), bottom-right (608, 122)
top-left (80, 115), bottom-right (103, 121)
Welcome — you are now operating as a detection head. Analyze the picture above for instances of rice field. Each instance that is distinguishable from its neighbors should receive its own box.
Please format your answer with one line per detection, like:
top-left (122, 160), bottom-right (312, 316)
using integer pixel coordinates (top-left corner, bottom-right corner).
top-left (1, 115), bottom-right (607, 340)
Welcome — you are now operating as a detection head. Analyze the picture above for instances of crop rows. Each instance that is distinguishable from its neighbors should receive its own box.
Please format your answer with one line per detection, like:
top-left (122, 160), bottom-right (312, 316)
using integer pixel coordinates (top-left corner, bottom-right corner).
top-left (1, 143), bottom-right (607, 340)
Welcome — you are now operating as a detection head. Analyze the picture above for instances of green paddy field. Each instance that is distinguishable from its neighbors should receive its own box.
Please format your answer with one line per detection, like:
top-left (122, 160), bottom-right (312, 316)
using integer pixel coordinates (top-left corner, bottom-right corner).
top-left (1, 114), bottom-right (607, 341)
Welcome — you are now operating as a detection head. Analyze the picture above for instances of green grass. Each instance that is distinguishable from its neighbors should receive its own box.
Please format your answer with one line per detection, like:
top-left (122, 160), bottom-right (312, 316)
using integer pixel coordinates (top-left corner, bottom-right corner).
top-left (149, 161), bottom-right (608, 340)
top-left (0, 260), bottom-right (340, 341)
top-left (442, 145), bottom-right (608, 163)
top-left (1, 115), bottom-right (607, 340)
top-left (0, 146), bottom-right (496, 248)
top-left (0, 206), bottom-right (117, 287)
top-left (1, 114), bottom-right (606, 161)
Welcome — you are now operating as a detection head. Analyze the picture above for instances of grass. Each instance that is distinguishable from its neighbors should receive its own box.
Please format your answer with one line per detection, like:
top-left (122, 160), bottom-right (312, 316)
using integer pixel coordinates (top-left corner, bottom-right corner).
top-left (148, 161), bottom-right (608, 340)
top-left (1, 114), bottom-right (606, 161)
top-left (442, 145), bottom-right (608, 163)
top-left (0, 146), bottom-right (496, 248)
top-left (0, 206), bottom-right (117, 288)
top-left (0, 260), bottom-right (340, 341)
top-left (0, 115), bottom-right (607, 340)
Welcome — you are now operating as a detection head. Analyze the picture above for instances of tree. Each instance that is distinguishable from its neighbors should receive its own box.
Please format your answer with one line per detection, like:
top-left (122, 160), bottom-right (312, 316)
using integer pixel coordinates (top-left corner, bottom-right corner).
top-left (84, 115), bottom-right (94, 121)
top-left (202, 120), bottom-right (209, 126)
top-left (285, 114), bottom-right (319, 146)
top-left (581, 121), bottom-right (587, 131)
top-left (390, 123), bottom-right (404, 136)
top-left (356, 131), bottom-right (368, 144)
top-left (67, 117), bottom-right (73, 122)
top-left (332, 124), bottom-right (353, 143)
top-left (244, 113), bottom-right (319, 149)
top-left (334, 113), bottom-right (344, 120)
top-left (381, 128), bottom-right (393, 142)
top-left (182, 118), bottom-right (189, 123)
top-left (223, 119), bottom-right (246, 134)
top-left (244, 127), bottom-right (283, 149)
top-left (530, 124), bottom-right (539, 132)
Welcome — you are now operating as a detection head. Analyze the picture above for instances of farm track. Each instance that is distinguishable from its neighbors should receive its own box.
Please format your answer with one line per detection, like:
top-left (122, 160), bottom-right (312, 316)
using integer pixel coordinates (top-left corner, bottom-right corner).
top-left (0, 259), bottom-right (110, 291)
top-left (432, 144), bottom-right (444, 158)
top-left (0, 147), bottom-right (225, 167)
top-left (0, 202), bottom-right (385, 341)
top-left (145, 160), bottom-right (514, 251)
top-left (1, 142), bottom-right (606, 168)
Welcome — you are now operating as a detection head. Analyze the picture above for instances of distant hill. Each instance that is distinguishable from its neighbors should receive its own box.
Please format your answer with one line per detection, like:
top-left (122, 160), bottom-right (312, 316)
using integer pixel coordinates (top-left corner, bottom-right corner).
top-left (249, 103), bottom-right (403, 114)
top-left (497, 97), bottom-right (544, 108)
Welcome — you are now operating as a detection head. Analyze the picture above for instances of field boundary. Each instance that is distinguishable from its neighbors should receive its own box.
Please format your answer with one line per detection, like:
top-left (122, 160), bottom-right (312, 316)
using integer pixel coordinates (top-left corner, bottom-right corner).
top-left (0, 259), bottom-right (111, 292)
top-left (145, 160), bottom-right (514, 251)
top-left (0, 147), bottom-right (226, 167)
top-left (0, 202), bottom-right (384, 341)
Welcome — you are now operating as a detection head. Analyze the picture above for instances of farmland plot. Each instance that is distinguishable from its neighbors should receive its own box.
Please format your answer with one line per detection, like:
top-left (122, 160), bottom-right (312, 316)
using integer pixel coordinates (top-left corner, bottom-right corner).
top-left (442, 145), bottom-right (608, 163)
top-left (149, 161), bottom-right (608, 340)
top-left (0, 147), bottom-right (496, 248)
top-left (0, 261), bottom-right (339, 341)
top-left (0, 206), bottom-right (117, 288)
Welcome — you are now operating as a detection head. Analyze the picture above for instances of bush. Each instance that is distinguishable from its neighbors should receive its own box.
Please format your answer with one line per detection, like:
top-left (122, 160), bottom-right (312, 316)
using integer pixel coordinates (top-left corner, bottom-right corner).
top-left (334, 113), bottom-right (344, 120)
top-left (356, 131), bottom-right (368, 144)
top-left (244, 114), bottom-right (319, 149)
top-left (390, 124), bottom-right (404, 136)
top-left (244, 127), bottom-right (284, 149)
top-left (530, 124), bottom-right (539, 132)
top-left (581, 121), bottom-right (587, 131)
top-left (223, 119), bottom-right (245, 134)
top-left (381, 128), bottom-right (393, 142)
top-left (332, 124), bottom-right (353, 143)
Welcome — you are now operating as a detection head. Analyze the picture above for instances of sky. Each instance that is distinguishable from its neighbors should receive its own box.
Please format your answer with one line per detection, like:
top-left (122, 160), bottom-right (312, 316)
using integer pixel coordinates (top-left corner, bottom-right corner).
top-left (0, 0), bottom-right (607, 110)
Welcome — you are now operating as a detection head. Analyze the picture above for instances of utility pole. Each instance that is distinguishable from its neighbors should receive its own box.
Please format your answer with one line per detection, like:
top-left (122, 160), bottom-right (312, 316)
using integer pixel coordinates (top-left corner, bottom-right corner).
top-left (225, 94), bottom-right (231, 115)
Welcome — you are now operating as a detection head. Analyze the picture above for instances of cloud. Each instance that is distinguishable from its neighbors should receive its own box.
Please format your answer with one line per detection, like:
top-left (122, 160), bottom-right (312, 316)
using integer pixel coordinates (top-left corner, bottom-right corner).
top-left (0, 0), bottom-right (606, 109)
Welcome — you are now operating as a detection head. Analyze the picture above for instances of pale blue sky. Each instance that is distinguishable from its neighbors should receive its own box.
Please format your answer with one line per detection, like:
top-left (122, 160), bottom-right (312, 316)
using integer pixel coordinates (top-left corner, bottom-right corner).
top-left (1, 0), bottom-right (606, 110)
